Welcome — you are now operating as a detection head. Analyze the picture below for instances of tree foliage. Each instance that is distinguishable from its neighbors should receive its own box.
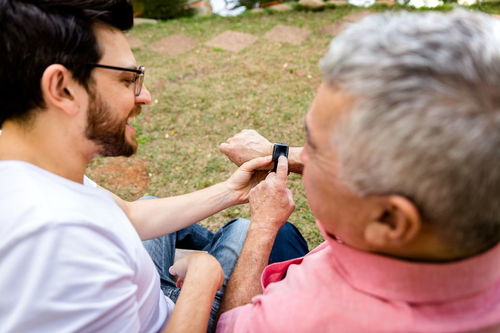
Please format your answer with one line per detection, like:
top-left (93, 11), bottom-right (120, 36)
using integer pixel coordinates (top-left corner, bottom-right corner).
top-left (142, 0), bottom-right (193, 20)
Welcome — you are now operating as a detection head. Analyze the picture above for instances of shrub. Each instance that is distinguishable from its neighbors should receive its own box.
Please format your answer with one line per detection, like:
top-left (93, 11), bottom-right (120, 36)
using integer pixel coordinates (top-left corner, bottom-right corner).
top-left (141, 0), bottom-right (194, 20)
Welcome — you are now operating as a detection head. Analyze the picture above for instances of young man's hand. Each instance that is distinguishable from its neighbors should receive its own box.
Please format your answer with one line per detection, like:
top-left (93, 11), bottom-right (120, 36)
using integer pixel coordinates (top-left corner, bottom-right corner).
top-left (169, 252), bottom-right (224, 289)
top-left (224, 155), bottom-right (273, 204)
top-left (218, 156), bottom-right (295, 315)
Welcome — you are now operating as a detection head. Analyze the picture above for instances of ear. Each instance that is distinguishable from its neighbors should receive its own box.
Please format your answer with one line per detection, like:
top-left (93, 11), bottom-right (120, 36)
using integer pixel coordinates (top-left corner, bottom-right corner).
top-left (364, 195), bottom-right (422, 249)
top-left (40, 64), bottom-right (82, 116)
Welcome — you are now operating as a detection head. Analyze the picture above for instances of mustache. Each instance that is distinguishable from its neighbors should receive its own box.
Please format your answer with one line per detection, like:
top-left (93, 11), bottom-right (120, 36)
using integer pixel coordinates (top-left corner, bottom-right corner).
top-left (129, 106), bottom-right (142, 118)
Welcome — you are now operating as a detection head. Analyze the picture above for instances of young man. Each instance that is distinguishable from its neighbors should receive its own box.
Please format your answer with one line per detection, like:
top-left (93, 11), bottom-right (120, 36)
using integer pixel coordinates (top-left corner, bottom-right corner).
top-left (0, 1), bottom-right (305, 332)
top-left (217, 10), bottom-right (500, 332)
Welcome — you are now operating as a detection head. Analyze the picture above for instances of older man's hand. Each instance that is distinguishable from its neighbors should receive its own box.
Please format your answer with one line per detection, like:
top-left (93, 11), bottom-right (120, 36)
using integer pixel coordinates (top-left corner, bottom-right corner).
top-left (219, 129), bottom-right (274, 168)
top-left (249, 156), bottom-right (295, 231)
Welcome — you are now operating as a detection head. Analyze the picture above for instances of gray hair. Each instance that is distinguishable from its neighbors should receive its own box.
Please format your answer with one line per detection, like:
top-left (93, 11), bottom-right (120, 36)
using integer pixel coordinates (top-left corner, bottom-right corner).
top-left (320, 9), bottom-right (500, 255)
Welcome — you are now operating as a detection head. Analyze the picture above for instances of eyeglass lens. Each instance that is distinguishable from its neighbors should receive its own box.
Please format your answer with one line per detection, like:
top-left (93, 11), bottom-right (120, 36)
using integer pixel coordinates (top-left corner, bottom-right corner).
top-left (135, 67), bottom-right (145, 96)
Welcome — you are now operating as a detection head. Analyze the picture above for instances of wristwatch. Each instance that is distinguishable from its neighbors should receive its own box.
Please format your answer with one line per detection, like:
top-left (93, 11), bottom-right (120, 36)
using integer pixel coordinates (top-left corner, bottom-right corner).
top-left (272, 143), bottom-right (289, 172)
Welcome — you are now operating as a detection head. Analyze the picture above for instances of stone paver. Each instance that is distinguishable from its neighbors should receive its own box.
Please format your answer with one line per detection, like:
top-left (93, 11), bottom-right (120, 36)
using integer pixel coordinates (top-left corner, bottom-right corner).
top-left (134, 18), bottom-right (158, 25)
top-left (325, 0), bottom-right (349, 4)
top-left (377, 0), bottom-right (396, 5)
top-left (125, 34), bottom-right (144, 48)
top-left (320, 20), bottom-right (352, 36)
top-left (268, 3), bottom-right (293, 11)
top-left (205, 30), bottom-right (258, 53)
top-left (342, 10), bottom-right (373, 22)
top-left (320, 10), bottom-right (373, 36)
top-left (264, 25), bottom-right (311, 45)
top-left (150, 34), bottom-right (198, 57)
top-left (250, 8), bottom-right (265, 13)
top-left (299, 0), bottom-right (327, 9)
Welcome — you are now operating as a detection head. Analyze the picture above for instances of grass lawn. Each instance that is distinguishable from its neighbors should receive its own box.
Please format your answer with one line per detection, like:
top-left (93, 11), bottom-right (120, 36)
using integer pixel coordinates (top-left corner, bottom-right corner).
top-left (87, 3), bottom-right (500, 249)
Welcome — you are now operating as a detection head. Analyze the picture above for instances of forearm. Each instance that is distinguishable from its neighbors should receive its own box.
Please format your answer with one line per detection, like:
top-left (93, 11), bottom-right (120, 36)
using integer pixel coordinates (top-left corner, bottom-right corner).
top-left (288, 147), bottom-right (304, 174)
top-left (163, 260), bottom-right (222, 333)
top-left (218, 224), bottom-right (278, 314)
top-left (123, 182), bottom-right (238, 240)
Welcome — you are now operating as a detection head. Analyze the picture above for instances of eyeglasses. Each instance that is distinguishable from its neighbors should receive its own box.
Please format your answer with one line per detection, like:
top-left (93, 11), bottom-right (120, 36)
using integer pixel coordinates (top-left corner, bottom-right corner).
top-left (87, 64), bottom-right (145, 96)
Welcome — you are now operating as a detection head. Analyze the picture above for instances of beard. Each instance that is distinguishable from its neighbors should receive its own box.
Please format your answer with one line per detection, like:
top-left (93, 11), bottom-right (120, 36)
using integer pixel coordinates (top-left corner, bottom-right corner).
top-left (85, 90), bottom-right (138, 157)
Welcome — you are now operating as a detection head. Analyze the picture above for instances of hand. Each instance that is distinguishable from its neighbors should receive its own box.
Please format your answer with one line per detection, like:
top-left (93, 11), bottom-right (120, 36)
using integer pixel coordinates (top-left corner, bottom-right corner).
top-left (249, 156), bottom-right (295, 231)
top-left (169, 252), bottom-right (224, 289)
top-left (225, 155), bottom-right (273, 204)
top-left (220, 130), bottom-right (273, 168)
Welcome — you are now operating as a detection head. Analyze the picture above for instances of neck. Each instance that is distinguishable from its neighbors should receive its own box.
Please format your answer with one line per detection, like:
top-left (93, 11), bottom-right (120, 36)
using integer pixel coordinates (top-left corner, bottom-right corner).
top-left (378, 227), bottom-right (473, 263)
top-left (0, 118), bottom-right (94, 184)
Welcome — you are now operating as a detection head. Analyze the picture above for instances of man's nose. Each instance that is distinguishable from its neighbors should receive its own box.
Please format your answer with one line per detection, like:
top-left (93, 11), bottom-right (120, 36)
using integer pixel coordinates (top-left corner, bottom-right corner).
top-left (136, 84), bottom-right (152, 105)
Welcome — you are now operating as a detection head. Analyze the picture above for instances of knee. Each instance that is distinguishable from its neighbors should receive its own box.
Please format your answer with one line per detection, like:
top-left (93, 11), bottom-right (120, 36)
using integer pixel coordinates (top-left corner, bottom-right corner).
top-left (277, 221), bottom-right (298, 236)
top-left (139, 195), bottom-right (158, 200)
top-left (223, 218), bottom-right (250, 232)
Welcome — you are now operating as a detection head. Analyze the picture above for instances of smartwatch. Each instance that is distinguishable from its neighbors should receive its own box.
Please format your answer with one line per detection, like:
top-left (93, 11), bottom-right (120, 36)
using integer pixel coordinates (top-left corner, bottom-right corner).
top-left (272, 143), bottom-right (289, 172)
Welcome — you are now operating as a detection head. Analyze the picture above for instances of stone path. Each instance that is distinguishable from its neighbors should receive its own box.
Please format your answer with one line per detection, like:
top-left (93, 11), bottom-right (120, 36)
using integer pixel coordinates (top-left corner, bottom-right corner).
top-left (139, 9), bottom-right (384, 58)
top-left (268, 3), bottom-right (294, 11)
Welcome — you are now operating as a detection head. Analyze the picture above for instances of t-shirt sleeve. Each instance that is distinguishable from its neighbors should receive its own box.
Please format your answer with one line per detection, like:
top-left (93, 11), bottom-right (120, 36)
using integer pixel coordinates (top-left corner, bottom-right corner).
top-left (83, 176), bottom-right (98, 188)
top-left (0, 223), bottom-right (142, 333)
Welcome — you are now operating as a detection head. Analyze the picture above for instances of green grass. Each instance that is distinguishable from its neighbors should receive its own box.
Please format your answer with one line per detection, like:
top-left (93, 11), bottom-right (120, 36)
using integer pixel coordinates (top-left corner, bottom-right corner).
top-left (87, 4), bottom-right (499, 249)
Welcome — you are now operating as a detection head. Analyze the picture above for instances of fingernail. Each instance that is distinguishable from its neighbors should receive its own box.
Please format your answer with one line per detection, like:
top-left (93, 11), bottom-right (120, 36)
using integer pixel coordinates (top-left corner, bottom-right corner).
top-left (169, 266), bottom-right (176, 275)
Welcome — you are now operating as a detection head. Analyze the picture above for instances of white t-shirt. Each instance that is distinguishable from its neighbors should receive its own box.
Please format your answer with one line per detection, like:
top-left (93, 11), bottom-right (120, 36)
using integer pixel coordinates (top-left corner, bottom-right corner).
top-left (0, 161), bottom-right (174, 332)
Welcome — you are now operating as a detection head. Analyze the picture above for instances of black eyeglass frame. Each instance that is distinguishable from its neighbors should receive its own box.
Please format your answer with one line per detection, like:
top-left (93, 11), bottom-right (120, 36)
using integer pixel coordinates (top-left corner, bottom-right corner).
top-left (87, 64), bottom-right (145, 96)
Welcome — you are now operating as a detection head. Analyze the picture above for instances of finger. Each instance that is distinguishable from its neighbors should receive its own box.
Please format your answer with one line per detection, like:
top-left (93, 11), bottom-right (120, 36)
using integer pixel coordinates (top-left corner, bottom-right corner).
top-left (240, 155), bottom-right (273, 172)
top-left (287, 189), bottom-right (296, 208)
top-left (219, 142), bottom-right (228, 152)
top-left (276, 156), bottom-right (289, 181)
top-left (169, 260), bottom-right (188, 279)
top-left (254, 170), bottom-right (268, 183)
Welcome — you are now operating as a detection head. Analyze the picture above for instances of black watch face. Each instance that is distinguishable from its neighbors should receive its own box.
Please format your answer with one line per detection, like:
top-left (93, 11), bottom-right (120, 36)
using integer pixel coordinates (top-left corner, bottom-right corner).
top-left (272, 143), bottom-right (289, 172)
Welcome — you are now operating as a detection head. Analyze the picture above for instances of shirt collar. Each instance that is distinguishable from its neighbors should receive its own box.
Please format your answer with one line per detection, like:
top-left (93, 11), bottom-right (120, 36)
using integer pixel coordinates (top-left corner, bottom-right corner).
top-left (316, 220), bottom-right (500, 303)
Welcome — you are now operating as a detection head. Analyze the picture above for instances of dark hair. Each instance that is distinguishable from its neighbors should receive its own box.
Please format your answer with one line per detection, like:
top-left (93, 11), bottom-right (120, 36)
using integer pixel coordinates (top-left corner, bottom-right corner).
top-left (0, 0), bottom-right (134, 127)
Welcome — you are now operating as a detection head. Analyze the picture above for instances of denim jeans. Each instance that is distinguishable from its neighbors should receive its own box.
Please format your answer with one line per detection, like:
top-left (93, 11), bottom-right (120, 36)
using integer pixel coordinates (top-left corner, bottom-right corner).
top-left (143, 218), bottom-right (309, 332)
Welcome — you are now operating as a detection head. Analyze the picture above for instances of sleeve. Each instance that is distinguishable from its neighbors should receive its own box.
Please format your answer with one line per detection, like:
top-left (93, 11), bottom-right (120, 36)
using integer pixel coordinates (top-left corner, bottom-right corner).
top-left (217, 304), bottom-right (254, 332)
top-left (83, 175), bottom-right (98, 188)
top-left (0, 223), bottom-right (142, 333)
top-left (216, 295), bottom-right (291, 333)
top-left (216, 283), bottom-right (317, 332)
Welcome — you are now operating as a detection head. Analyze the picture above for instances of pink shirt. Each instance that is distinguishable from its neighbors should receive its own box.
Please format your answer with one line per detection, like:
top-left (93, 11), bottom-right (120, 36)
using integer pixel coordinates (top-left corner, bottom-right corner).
top-left (217, 222), bottom-right (500, 332)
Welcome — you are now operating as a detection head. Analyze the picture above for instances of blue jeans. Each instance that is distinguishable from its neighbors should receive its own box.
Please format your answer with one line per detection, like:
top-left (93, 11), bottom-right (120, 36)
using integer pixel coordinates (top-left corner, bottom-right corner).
top-left (143, 218), bottom-right (308, 332)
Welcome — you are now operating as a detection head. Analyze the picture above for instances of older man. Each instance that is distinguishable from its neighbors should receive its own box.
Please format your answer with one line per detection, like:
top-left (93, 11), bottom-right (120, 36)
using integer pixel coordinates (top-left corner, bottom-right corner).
top-left (217, 10), bottom-right (500, 332)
